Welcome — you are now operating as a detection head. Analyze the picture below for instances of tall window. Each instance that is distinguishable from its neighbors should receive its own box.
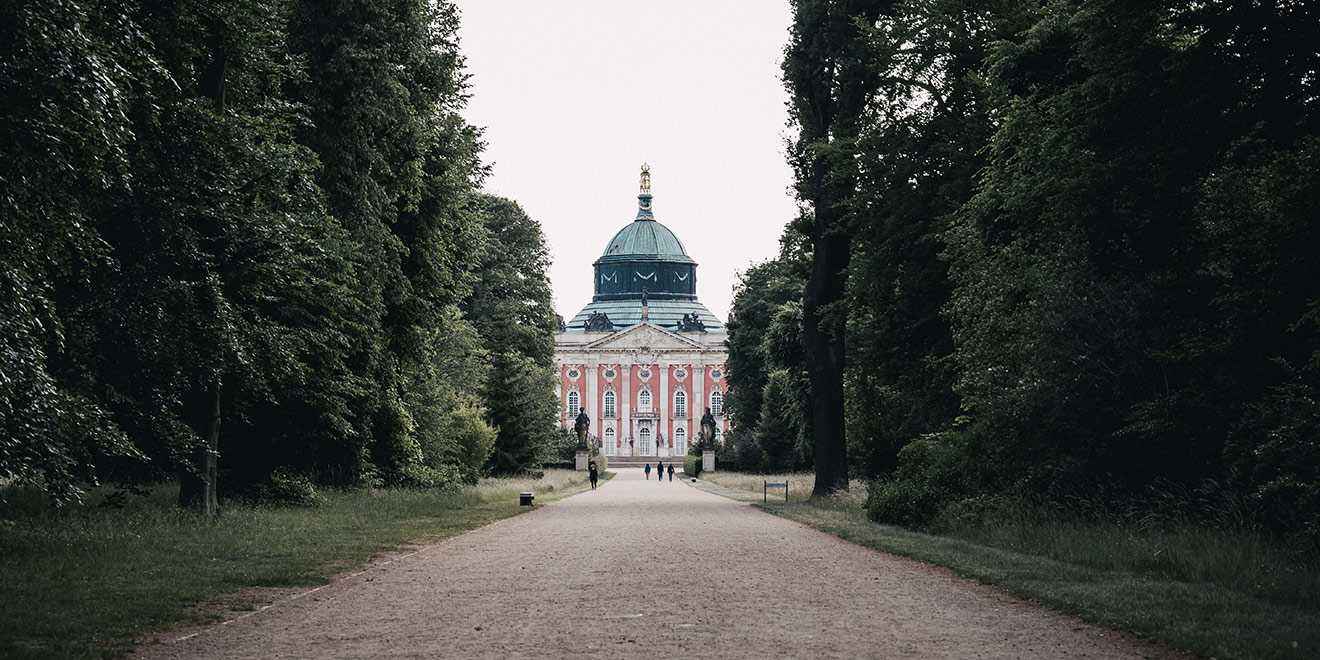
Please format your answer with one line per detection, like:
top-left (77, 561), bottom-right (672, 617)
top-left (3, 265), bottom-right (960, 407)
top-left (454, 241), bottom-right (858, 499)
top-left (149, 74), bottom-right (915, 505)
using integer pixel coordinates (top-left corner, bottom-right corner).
top-left (674, 390), bottom-right (687, 418)
top-left (674, 426), bottom-right (686, 454)
top-left (710, 390), bottom-right (723, 416)
top-left (604, 391), bottom-right (616, 418)
top-left (567, 390), bottom-right (580, 415)
top-left (639, 389), bottom-right (652, 411)
top-left (605, 427), bottom-right (616, 455)
top-left (639, 426), bottom-right (652, 453)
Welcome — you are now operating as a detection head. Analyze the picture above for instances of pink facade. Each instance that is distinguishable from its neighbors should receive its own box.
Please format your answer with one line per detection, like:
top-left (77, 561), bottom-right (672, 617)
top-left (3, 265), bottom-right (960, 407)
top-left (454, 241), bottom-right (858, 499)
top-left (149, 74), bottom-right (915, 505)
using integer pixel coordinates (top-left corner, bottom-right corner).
top-left (554, 324), bottom-right (729, 459)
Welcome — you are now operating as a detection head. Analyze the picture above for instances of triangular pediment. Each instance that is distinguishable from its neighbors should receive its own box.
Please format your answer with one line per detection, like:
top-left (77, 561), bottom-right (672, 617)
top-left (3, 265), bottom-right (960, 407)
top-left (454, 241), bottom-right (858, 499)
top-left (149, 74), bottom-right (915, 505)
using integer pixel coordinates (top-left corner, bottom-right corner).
top-left (585, 322), bottom-right (703, 350)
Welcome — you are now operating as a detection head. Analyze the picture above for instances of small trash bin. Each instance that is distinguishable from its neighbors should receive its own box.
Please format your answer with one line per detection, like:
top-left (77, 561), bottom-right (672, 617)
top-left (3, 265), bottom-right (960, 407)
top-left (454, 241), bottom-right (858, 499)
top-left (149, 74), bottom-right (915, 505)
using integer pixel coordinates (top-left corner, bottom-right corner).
top-left (519, 491), bottom-right (534, 506)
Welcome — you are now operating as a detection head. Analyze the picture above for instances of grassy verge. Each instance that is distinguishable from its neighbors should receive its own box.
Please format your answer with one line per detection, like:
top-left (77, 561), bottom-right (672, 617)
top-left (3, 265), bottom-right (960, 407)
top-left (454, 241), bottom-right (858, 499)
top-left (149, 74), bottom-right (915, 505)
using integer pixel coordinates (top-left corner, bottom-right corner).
top-left (696, 471), bottom-right (1320, 660)
top-left (0, 469), bottom-right (605, 659)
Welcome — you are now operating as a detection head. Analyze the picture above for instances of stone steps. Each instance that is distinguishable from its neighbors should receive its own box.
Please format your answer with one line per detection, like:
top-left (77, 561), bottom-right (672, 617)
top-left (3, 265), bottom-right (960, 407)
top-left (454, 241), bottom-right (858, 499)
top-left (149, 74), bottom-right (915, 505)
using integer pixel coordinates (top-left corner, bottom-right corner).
top-left (603, 456), bottom-right (690, 468)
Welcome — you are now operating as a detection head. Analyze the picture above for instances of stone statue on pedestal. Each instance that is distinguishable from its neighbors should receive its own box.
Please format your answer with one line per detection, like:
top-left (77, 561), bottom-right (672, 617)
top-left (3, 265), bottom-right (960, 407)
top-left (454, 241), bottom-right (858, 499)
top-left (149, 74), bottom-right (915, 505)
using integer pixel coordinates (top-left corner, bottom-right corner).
top-left (699, 407), bottom-right (717, 449)
top-left (574, 407), bottom-right (590, 449)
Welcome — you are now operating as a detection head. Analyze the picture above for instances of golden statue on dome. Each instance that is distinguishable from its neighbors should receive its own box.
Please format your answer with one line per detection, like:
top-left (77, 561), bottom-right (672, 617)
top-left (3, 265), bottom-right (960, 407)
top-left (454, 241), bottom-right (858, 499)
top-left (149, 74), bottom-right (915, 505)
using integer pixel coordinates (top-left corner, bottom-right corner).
top-left (639, 163), bottom-right (652, 194)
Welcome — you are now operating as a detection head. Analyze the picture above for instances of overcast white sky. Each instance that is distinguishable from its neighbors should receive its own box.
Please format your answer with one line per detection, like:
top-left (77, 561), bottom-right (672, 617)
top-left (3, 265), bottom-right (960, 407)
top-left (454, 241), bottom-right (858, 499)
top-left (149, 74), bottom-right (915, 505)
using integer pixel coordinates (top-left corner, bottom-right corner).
top-left (456, 1), bottom-right (797, 322)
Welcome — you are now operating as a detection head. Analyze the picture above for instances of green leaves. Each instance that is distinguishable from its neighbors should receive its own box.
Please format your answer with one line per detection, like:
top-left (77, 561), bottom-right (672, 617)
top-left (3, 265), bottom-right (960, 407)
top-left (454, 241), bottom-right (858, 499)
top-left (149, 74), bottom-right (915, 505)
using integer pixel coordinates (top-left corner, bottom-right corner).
top-left (0, 0), bottom-right (535, 504)
top-left (759, 0), bottom-right (1320, 539)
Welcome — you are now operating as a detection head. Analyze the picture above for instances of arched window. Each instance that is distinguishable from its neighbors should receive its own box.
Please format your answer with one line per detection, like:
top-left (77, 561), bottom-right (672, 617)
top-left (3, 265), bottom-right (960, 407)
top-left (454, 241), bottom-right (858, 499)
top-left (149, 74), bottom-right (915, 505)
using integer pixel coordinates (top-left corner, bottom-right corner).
top-left (567, 390), bottom-right (580, 415)
top-left (604, 427), bottom-right (616, 455)
top-left (674, 426), bottom-right (686, 454)
top-left (639, 389), bottom-right (652, 411)
top-left (710, 390), bottom-right (723, 416)
top-left (639, 425), bottom-right (653, 454)
top-left (674, 390), bottom-right (687, 418)
top-left (603, 390), bottom-right (616, 418)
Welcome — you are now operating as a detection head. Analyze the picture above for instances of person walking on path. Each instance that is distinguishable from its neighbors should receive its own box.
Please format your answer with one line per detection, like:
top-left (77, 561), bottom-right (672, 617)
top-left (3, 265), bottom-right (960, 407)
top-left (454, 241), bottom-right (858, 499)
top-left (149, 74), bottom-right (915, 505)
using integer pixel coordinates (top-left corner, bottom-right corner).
top-left (644, 463), bottom-right (651, 480)
top-left (656, 460), bottom-right (664, 484)
top-left (667, 463), bottom-right (674, 482)
top-left (588, 460), bottom-right (599, 490)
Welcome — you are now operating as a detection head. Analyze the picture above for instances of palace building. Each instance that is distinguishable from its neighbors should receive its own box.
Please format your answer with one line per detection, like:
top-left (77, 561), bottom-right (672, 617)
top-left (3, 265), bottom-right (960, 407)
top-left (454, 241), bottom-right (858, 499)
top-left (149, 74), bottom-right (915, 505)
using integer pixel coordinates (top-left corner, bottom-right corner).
top-left (556, 165), bottom-right (729, 459)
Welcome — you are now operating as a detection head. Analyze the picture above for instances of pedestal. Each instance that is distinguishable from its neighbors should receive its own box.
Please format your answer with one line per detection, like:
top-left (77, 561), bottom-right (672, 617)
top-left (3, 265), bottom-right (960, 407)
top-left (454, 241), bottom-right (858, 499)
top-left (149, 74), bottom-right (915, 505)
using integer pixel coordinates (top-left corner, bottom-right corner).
top-left (575, 450), bottom-right (589, 471)
top-left (702, 450), bottom-right (715, 473)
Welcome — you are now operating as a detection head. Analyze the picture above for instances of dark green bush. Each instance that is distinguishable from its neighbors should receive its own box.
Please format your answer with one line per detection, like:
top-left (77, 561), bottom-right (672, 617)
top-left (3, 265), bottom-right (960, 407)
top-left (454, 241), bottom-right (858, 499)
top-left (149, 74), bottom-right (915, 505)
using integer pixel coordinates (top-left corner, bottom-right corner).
top-left (1227, 382), bottom-right (1320, 548)
top-left (867, 430), bottom-right (975, 528)
top-left (733, 428), bottom-right (765, 473)
top-left (401, 463), bottom-right (462, 491)
top-left (684, 454), bottom-right (701, 478)
top-left (254, 470), bottom-right (320, 507)
top-left (714, 428), bottom-right (741, 470)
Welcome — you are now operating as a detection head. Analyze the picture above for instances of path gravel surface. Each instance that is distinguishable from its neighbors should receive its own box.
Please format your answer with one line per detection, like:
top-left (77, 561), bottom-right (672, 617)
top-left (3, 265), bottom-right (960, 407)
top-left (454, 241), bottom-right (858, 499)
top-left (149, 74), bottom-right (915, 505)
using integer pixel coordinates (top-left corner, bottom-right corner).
top-left (136, 468), bottom-right (1176, 659)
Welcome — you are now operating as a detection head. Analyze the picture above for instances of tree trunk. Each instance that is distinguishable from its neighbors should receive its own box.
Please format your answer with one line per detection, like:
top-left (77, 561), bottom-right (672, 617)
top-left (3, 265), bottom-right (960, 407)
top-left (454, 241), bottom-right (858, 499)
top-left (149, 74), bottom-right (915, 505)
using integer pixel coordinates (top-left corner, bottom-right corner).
top-left (804, 214), bottom-right (850, 495)
top-left (179, 381), bottom-right (221, 514)
top-left (785, 0), bottom-right (885, 496)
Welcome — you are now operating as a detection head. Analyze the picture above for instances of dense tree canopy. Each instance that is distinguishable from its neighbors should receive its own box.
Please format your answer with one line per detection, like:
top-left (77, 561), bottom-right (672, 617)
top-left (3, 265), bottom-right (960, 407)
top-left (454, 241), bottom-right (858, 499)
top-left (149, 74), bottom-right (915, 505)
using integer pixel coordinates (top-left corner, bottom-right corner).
top-left (740, 0), bottom-right (1320, 545)
top-left (465, 195), bottom-right (559, 474)
top-left (0, 0), bottom-right (559, 505)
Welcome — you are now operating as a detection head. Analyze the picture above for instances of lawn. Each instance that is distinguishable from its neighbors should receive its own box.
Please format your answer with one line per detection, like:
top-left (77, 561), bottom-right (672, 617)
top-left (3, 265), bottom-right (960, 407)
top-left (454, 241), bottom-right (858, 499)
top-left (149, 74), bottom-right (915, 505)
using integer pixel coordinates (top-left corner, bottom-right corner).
top-left (0, 470), bottom-right (601, 659)
top-left (695, 471), bottom-right (1320, 660)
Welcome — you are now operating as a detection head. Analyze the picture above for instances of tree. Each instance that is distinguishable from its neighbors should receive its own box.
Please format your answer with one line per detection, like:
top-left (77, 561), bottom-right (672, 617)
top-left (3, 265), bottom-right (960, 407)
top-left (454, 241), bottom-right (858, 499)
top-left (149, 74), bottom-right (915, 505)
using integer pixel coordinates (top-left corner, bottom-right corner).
top-left (783, 0), bottom-right (886, 494)
top-left (0, 0), bottom-right (146, 502)
top-left (845, 0), bottom-right (1032, 479)
top-left (465, 195), bottom-right (559, 474)
top-left (1, 0), bottom-right (496, 505)
top-left (725, 251), bottom-right (805, 434)
top-left (291, 0), bottom-right (487, 486)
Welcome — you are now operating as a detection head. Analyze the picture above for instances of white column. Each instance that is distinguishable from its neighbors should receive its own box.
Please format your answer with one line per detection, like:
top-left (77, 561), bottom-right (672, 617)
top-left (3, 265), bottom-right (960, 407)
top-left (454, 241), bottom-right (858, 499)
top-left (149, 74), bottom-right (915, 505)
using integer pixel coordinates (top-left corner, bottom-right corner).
top-left (659, 358), bottom-right (670, 457)
top-left (623, 359), bottom-right (633, 456)
top-left (586, 357), bottom-right (598, 436)
top-left (693, 363), bottom-right (705, 427)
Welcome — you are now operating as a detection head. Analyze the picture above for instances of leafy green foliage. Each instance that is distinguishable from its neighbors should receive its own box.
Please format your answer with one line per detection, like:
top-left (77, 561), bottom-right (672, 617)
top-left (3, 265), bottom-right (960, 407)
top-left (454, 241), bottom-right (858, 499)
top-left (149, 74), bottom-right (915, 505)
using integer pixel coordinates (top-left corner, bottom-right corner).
top-left (725, 238), bottom-right (811, 473)
top-left (760, 0), bottom-right (1320, 543)
top-left (0, 0), bottom-right (148, 502)
top-left (0, 0), bottom-right (556, 508)
top-left (464, 196), bottom-right (559, 474)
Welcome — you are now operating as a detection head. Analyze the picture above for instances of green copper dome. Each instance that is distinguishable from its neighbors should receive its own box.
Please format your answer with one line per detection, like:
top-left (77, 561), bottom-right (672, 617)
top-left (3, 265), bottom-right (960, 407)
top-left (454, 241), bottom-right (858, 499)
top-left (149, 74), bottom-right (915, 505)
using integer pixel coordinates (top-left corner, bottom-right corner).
top-left (601, 219), bottom-right (689, 259)
top-left (564, 164), bottom-right (724, 333)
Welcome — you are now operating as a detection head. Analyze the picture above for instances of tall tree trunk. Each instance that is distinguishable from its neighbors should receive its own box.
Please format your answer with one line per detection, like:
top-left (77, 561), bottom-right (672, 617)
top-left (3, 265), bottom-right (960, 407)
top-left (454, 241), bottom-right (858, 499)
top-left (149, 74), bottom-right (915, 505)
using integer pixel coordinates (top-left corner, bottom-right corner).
top-left (179, 380), bottom-right (220, 514)
top-left (784, 0), bottom-right (884, 496)
top-left (803, 201), bottom-right (851, 495)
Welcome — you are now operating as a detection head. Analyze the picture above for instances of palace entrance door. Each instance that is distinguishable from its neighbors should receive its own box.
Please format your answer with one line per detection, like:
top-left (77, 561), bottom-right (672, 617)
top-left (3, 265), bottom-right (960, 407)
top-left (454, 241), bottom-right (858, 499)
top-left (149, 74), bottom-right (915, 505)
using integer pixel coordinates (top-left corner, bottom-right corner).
top-left (638, 424), bottom-right (653, 455)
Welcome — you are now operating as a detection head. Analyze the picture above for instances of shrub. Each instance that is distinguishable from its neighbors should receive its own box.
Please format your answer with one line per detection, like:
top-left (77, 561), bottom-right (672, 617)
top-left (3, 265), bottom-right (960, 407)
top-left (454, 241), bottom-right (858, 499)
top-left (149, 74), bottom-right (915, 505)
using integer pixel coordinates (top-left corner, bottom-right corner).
top-left (443, 402), bottom-right (497, 485)
top-left (254, 469), bottom-right (320, 507)
top-left (715, 428), bottom-right (740, 469)
top-left (684, 454), bottom-right (701, 478)
top-left (867, 429), bottom-right (975, 528)
top-left (370, 401), bottom-right (422, 486)
top-left (401, 463), bottom-right (462, 491)
top-left (1227, 382), bottom-right (1320, 548)
top-left (546, 428), bottom-right (579, 465)
top-left (733, 428), bottom-right (766, 473)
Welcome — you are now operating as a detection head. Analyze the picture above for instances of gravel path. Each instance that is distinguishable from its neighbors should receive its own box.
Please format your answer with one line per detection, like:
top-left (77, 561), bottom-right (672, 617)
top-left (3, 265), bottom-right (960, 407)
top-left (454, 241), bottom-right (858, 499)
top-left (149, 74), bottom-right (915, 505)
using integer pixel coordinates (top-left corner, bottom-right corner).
top-left (136, 468), bottom-right (1176, 659)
